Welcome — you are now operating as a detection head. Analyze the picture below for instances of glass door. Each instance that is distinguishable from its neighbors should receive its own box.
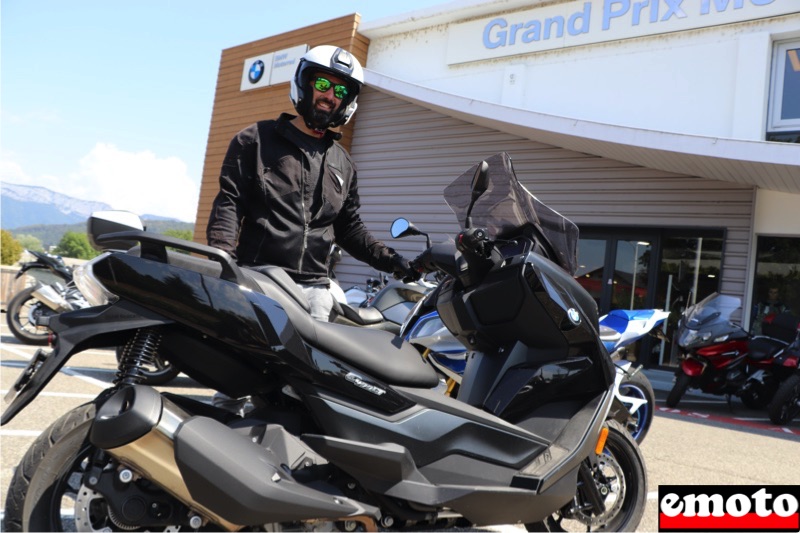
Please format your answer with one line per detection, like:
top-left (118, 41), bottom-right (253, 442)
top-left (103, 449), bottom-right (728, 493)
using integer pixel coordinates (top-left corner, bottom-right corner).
top-left (575, 234), bottom-right (657, 366)
top-left (575, 235), bottom-right (656, 315)
top-left (576, 229), bottom-right (724, 367)
top-left (611, 240), bottom-right (653, 311)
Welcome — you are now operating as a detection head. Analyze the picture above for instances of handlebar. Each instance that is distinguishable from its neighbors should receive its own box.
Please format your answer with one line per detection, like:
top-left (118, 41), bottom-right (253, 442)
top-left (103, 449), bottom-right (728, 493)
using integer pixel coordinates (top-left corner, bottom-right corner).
top-left (456, 227), bottom-right (491, 258)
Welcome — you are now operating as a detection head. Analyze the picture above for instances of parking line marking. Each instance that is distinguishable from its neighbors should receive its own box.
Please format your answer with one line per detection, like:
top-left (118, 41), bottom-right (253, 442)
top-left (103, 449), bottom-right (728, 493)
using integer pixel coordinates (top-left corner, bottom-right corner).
top-left (1, 344), bottom-right (35, 360)
top-left (0, 390), bottom-right (97, 399)
top-left (0, 429), bottom-right (41, 437)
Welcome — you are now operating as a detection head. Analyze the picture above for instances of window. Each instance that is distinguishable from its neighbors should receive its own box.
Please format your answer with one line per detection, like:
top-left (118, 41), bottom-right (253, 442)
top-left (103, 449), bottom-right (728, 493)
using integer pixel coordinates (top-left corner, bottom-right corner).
top-left (575, 228), bottom-right (723, 367)
top-left (767, 40), bottom-right (800, 141)
top-left (750, 236), bottom-right (800, 335)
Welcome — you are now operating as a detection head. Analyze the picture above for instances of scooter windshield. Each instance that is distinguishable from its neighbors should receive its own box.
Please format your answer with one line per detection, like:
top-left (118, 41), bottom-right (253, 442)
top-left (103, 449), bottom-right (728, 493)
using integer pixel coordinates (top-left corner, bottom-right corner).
top-left (443, 152), bottom-right (579, 275)
top-left (684, 292), bottom-right (742, 330)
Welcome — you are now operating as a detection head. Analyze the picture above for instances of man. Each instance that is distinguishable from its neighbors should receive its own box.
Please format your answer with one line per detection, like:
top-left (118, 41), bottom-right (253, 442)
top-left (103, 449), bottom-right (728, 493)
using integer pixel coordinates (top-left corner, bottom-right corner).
top-left (206, 45), bottom-right (417, 321)
top-left (752, 286), bottom-right (789, 334)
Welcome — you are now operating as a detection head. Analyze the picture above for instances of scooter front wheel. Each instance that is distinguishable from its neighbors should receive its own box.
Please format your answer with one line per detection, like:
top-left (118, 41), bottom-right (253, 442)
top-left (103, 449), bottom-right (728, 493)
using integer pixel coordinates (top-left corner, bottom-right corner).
top-left (666, 371), bottom-right (692, 408)
top-left (527, 420), bottom-right (647, 532)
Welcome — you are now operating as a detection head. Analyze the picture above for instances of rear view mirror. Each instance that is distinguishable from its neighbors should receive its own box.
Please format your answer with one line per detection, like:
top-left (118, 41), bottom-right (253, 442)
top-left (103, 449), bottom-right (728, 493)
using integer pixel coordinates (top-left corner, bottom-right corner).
top-left (465, 160), bottom-right (490, 228)
top-left (390, 218), bottom-right (431, 248)
top-left (391, 218), bottom-right (412, 239)
top-left (471, 161), bottom-right (489, 200)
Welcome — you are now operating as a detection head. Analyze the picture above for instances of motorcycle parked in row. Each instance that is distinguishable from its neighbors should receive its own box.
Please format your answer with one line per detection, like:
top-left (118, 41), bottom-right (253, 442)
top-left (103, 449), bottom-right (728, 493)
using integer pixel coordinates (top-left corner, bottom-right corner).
top-left (5, 250), bottom-right (89, 345)
top-left (767, 327), bottom-right (800, 426)
top-left (5, 232), bottom-right (179, 385)
top-left (330, 277), bottom-right (433, 335)
top-left (666, 292), bottom-right (799, 409)
top-left (328, 244), bottom-right (390, 307)
top-left (402, 301), bottom-right (664, 443)
top-left (328, 245), bottom-right (435, 335)
top-left (3, 153), bottom-right (646, 532)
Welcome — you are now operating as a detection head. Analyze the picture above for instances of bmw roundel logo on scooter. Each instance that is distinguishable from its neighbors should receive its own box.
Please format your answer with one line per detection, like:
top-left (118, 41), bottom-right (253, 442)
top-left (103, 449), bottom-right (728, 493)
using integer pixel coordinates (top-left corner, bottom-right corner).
top-left (248, 60), bottom-right (265, 84)
top-left (568, 308), bottom-right (581, 325)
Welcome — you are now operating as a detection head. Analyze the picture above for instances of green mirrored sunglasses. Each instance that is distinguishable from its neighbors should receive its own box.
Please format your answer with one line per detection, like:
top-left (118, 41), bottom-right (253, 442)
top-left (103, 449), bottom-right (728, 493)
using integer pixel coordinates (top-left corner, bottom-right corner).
top-left (313, 77), bottom-right (349, 99)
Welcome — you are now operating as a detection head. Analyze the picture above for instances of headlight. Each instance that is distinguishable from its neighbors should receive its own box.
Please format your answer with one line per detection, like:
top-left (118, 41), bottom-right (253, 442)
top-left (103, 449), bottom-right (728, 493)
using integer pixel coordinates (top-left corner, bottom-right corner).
top-left (679, 330), bottom-right (699, 348)
top-left (73, 253), bottom-right (119, 306)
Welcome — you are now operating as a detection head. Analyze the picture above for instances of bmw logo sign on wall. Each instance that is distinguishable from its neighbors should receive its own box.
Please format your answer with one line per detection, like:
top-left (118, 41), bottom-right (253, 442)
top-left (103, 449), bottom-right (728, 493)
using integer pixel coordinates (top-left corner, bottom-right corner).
top-left (248, 60), bottom-right (265, 84)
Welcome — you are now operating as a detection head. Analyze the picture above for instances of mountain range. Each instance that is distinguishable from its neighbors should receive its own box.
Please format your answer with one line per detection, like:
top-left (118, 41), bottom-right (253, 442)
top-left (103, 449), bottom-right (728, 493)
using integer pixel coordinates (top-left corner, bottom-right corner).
top-left (1, 183), bottom-right (181, 229)
top-left (1, 183), bottom-right (194, 248)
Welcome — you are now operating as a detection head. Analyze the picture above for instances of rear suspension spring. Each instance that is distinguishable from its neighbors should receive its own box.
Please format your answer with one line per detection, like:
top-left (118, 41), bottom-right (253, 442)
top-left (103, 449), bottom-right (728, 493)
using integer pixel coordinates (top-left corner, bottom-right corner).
top-left (116, 328), bottom-right (162, 385)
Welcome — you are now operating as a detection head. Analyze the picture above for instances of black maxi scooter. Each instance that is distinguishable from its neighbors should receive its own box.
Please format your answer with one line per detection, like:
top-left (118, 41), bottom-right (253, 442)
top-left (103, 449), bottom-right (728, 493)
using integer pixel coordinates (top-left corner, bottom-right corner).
top-left (3, 153), bottom-right (646, 532)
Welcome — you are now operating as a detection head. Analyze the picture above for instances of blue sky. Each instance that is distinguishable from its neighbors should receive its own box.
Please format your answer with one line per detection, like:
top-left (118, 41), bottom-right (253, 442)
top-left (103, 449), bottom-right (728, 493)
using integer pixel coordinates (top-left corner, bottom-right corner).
top-left (0, 0), bottom-right (449, 222)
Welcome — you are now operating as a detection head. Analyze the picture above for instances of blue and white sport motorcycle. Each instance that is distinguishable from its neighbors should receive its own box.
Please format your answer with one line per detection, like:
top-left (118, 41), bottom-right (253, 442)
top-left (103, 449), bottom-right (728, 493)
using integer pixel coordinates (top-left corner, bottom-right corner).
top-left (404, 307), bottom-right (668, 443)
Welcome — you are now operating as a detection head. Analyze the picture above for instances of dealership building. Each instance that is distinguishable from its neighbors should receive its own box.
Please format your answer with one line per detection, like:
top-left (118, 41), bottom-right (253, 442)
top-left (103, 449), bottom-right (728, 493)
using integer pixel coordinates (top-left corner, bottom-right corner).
top-left (193, 0), bottom-right (800, 368)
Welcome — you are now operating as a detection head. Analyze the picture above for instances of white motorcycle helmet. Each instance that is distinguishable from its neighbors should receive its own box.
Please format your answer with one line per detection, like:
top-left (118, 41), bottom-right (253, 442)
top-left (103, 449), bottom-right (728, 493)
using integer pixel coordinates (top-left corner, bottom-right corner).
top-left (290, 45), bottom-right (364, 130)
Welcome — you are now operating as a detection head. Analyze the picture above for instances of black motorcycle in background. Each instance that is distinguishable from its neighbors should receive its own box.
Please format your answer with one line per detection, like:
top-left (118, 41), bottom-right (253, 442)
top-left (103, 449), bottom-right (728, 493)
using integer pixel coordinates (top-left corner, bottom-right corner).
top-left (2, 153), bottom-right (646, 532)
top-left (767, 327), bottom-right (800, 425)
top-left (6, 239), bottom-right (178, 385)
top-left (5, 250), bottom-right (88, 345)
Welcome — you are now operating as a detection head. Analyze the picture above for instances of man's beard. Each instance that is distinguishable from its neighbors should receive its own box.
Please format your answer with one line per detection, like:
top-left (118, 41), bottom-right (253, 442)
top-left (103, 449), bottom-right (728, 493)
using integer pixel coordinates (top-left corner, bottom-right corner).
top-left (308, 107), bottom-right (334, 130)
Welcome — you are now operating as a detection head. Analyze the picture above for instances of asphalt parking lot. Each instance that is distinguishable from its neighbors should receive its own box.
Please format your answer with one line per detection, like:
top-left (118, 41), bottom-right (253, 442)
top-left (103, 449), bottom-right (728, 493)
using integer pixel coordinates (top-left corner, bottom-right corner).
top-left (1, 316), bottom-right (798, 532)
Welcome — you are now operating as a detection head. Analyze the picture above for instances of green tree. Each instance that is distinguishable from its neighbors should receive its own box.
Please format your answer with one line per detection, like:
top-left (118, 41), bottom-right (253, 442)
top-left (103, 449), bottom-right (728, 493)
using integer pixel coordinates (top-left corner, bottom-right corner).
top-left (1, 229), bottom-right (24, 265)
top-left (163, 229), bottom-right (193, 241)
top-left (15, 234), bottom-right (45, 252)
top-left (54, 231), bottom-right (98, 260)
top-left (163, 229), bottom-right (194, 254)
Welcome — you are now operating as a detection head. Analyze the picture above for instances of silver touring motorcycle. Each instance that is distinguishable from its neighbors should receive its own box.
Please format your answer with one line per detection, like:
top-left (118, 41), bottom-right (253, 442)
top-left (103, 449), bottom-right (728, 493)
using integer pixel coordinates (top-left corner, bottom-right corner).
top-left (2, 152), bottom-right (646, 532)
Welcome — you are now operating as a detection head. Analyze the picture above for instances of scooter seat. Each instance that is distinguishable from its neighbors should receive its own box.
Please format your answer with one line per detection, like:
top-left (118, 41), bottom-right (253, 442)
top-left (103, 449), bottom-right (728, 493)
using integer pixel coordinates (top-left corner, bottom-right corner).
top-left (240, 267), bottom-right (438, 388)
top-left (337, 303), bottom-right (385, 325)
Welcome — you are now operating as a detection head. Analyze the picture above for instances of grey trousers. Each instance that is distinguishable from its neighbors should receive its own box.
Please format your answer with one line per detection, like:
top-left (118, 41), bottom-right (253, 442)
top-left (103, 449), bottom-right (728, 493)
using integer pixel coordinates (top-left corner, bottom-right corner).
top-left (298, 284), bottom-right (334, 322)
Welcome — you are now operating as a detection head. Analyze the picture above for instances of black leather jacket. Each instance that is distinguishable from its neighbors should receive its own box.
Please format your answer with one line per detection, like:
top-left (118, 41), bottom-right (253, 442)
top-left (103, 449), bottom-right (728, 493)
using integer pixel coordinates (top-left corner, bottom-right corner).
top-left (206, 114), bottom-right (396, 284)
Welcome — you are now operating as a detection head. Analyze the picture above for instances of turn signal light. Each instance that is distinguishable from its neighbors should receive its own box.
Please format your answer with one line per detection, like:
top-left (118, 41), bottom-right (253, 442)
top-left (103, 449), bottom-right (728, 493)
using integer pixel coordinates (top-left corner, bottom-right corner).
top-left (595, 426), bottom-right (609, 455)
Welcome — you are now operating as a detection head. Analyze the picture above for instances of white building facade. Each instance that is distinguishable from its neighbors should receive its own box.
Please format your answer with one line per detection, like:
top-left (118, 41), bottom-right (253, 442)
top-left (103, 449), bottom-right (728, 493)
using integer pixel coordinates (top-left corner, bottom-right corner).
top-left (334, 0), bottom-right (800, 367)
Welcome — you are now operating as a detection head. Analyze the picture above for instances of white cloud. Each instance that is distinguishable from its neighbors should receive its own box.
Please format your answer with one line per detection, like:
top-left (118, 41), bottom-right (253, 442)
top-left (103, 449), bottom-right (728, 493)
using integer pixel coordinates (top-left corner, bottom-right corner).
top-left (0, 157), bottom-right (28, 183)
top-left (1, 144), bottom-right (199, 222)
top-left (72, 143), bottom-right (199, 222)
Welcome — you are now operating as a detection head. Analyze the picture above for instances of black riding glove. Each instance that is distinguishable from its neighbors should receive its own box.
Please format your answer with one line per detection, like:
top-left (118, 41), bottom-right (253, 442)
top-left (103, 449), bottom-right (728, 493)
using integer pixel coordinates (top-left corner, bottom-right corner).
top-left (390, 254), bottom-right (421, 283)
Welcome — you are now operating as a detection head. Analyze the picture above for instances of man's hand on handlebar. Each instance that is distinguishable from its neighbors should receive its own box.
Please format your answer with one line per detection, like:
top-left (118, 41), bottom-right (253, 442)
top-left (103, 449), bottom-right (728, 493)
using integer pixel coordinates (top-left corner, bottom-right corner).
top-left (390, 254), bottom-right (422, 283)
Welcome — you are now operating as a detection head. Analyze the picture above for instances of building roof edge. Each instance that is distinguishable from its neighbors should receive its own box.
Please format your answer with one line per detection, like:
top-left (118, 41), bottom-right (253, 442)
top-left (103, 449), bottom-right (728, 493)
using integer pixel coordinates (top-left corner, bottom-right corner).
top-left (364, 69), bottom-right (800, 193)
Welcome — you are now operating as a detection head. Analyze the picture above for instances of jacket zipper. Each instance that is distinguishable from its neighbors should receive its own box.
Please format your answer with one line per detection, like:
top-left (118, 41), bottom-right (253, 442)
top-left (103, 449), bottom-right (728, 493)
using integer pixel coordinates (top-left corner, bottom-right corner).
top-left (298, 155), bottom-right (308, 272)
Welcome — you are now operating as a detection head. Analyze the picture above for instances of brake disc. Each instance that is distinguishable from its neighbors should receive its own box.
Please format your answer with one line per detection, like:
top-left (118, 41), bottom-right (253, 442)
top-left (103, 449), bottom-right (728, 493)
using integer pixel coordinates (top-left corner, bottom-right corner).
top-left (574, 452), bottom-right (627, 528)
top-left (75, 484), bottom-right (180, 532)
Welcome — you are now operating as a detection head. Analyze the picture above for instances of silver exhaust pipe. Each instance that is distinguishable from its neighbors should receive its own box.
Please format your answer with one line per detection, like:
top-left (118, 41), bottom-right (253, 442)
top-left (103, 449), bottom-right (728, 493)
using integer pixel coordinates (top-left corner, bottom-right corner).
top-left (31, 284), bottom-right (72, 312)
top-left (90, 386), bottom-right (378, 530)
